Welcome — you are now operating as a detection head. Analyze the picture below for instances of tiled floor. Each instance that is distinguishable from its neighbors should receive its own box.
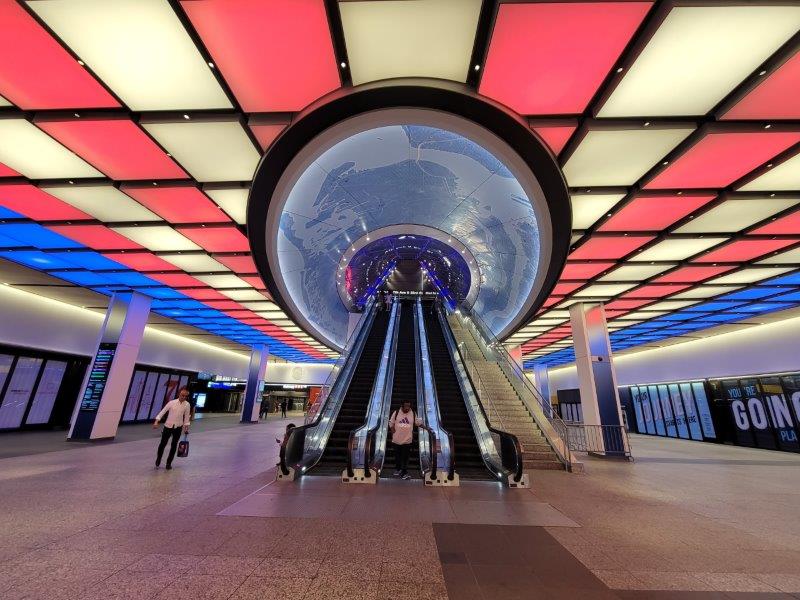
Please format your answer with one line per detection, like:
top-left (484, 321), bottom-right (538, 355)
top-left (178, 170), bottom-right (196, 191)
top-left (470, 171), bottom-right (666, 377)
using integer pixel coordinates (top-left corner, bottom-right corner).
top-left (0, 420), bottom-right (798, 599)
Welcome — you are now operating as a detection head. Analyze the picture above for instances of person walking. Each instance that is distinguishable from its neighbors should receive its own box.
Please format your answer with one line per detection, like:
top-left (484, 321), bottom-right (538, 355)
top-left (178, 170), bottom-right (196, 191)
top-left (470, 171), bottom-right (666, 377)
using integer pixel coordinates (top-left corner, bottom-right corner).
top-left (152, 387), bottom-right (191, 470)
top-left (280, 398), bottom-right (288, 418)
top-left (384, 290), bottom-right (392, 312)
top-left (389, 400), bottom-right (431, 480)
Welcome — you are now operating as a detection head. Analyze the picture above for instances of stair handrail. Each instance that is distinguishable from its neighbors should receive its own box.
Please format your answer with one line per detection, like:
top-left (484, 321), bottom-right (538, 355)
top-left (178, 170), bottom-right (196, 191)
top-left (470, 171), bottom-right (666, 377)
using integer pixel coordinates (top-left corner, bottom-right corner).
top-left (452, 306), bottom-right (577, 471)
top-left (278, 297), bottom-right (377, 477)
top-left (437, 306), bottom-right (524, 484)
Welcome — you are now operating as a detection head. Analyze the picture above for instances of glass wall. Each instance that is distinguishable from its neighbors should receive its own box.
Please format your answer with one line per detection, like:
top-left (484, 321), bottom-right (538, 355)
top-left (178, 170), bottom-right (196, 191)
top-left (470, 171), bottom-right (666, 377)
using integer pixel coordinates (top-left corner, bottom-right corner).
top-left (625, 372), bottom-right (800, 453)
top-left (121, 365), bottom-right (193, 424)
top-left (0, 345), bottom-right (88, 431)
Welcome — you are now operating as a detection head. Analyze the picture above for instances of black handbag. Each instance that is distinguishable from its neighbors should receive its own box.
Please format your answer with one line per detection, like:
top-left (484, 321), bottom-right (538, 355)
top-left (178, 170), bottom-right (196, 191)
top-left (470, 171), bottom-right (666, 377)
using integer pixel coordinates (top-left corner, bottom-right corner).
top-left (177, 433), bottom-right (189, 458)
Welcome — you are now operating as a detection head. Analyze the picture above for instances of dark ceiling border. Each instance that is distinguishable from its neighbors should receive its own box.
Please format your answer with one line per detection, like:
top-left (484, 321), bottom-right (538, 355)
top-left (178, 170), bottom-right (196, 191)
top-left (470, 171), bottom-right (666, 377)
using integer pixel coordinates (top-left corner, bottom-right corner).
top-left (247, 78), bottom-right (572, 350)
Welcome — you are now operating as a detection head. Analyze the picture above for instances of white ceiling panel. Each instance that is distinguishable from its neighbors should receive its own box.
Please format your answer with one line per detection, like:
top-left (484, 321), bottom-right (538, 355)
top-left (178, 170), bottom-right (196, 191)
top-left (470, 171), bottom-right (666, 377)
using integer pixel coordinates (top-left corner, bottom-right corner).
top-left (563, 128), bottom-right (694, 186)
top-left (42, 185), bottom-right (160, 222)
top-left (598, 264), bottom-right (674, 281)
top-left (674, 198), bottom-right (798, 233)
top-left (598, 6), bottom-right (800, 117)
top-left (738, 154), bottom-right (800, 192)
top-left (28, 0), bottom-right (232, 111)
top-left (112, 226), bottom-right (200, 252)
top-left (0, 119), bottom-right (101, 179)
top-left (143, 121), bottom-right (260, 182)
top-left (205, 187), bottom-right (249, 225)
top-left (570, 194), bottom-right (625, 230)
top-left (633, 238), bottom-right (727, 262)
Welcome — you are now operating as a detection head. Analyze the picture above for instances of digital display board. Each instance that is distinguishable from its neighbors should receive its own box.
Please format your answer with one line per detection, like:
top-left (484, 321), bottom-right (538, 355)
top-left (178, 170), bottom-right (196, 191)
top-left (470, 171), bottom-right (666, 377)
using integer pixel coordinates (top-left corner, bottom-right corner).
top-left (79, 343), bottom-right (116, 411)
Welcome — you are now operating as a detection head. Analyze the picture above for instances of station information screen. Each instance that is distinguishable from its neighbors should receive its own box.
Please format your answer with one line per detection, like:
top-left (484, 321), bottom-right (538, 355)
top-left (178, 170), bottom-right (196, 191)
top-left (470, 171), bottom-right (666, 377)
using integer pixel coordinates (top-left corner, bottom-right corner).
top-left (79, 343), bottom-right (117, 411)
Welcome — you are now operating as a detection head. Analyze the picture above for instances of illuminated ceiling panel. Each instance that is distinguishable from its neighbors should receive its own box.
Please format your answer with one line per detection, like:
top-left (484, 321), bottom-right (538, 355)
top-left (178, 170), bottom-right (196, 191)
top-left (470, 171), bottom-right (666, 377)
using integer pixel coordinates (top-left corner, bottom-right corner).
top-left (675, 198), bottom-right (798, 233)
top-left (339, 0), bottom-right (481, 85)
top-left (598, 264), bottom-right (674, 282)
top-left (28, 0), bottom-right (231, 111)
top-left (160, 253), bottom-right (227, 273)
top-left (759, 247), bottom-right (800, 265)
top-left (178, 225), bottom-right (249, 253)
top-left (103, 252), bottom-right (179, 272)
top-left (571, 194), bottom-right (625, 229)
top-left (181, 0), bottom-right (339, 112)
top-left (560, 262), bottom-right (615, 280)
top-left (598, 6), bottom-right (800, 117)
top-left (653, 265), bottom-right (736, 284)
top-left (671, 286), bottom-right (741, 300)
top-left (112, 226), bottom-right (201, 252)
top-left (634, 238), bottom-right (728, 262)
top-left (205, 188), bottom-right (248, 225)
top-left (48, 225), bottom-right (143, 250)
top-left (195, 274), bottom-right (249, 289)
top-left (35, 118), bottom-right (188, 181)
top-left (574, 283), bottom-right (636, 298)
top-left (569, 236), bottom-right (654, 260)
top-left (599, 195), bottom-right (714, 232)
top-left (121, 186), bottom-right (230, 224)
top-left (249, 123), bottom-right (288, 152)
top-left (707, 267), bottom-right (792, 285)
top-left (480, 2), bottom-right (651, 115)
top-left (738, 153), bottom-right (800, 192)
top-left (0, 1), bottom-right (118, 109)
top-left (752, 210), bottom-right (800, 235)
top-left (214, 255), bottom-right (257, 274)
top-left (42, 185), bottom-right (160, 223)
top-left (623, 284), bottom-right (689, 299)
top-left (142, 120), bottom-right (260, 182)
top-left (530, 125), bottom-right (577, 156)
top-left (0, 162), bottom-right (19, 177)
top-left (723, 50), bottom-right (800, 120)
top-left (645, 132), bottom-right (800, 189)
top-left (0, 184), bottom-right (92, 221)
top-left (694, 239), bottom-right (798, 263)
top-left (0, 119), bottom-right (102, 179)
top-left (563, 128), bottom-right (694, 186)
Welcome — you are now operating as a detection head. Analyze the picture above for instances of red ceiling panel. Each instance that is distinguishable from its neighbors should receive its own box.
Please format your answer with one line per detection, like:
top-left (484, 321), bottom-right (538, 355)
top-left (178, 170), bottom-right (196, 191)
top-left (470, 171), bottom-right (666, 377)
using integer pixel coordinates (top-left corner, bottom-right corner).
top-left (0, 1), bottom-right (119, 109)
top-left (204, 300), bottom-right (243, 310)
top-left (214, 254), bottom-right (257, 273)
top-left (48, 225), bottom-right (143, 250)
top-left (35, 119), bottom-right (187, 181)
top-left (622, 284), bottom-right (690, 299)
top-left (177, 225), bottom-right (249, 252)
top-left (122, 186), bottom-right (229, 223)
top-left (0, 184), bottom-right (92, 221)
top-left (541, 296), bottom-right (563, 308)
top-left (560, 261), bottom-right (615, 280)
top-left (241, 276), bottom-right (267, 290)
top-left (250, 123), bottom-right (287, 151)
top-left (102, 252), bottom-right (180, 272)
top-left (644, 132), bottom-right (800, 190)
top-left (182, 288), bottom-right (228, 301)
top-left (605, 299), bottom-right (652, 310)
top-left (723, 51), bottom-right (800, 120)
top-left (569, 236), bottom-right (654, 260)
top-left (531, 125), bottom-right (577, 155)
top-left (693, 239), bottom-right (798, 263)
top-left (598, 195), bottom-right (715, 232)
top-left (751, 211), bottom-right (800, 235)
top-left (479, 2), bottom-right (651, 115)
top-left (0, 162), bottom-right (19, 177)
top-left (180, 0), bottom-right (340, 112)
top-left (148, 272), bottom-right (206, 288)
top-left (653, 265), bottom-right (736, 283)
top-left (552, 282), bottom-right (582, 295)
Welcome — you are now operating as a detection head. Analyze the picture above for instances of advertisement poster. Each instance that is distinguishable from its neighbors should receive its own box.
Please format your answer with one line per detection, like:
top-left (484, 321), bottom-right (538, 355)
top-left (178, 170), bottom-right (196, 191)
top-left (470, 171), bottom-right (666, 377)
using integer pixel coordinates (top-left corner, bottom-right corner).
top-left (667, 384), bottom-right (690, 439)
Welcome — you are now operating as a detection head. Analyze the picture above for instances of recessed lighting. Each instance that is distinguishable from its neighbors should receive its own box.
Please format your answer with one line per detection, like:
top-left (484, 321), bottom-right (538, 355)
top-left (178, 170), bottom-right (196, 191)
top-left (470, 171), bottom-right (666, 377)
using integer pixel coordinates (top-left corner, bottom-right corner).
top-left (764, 124), bottom-right (772, 129)
top-left (183, 114), bottom-right (190, 120)
top-left (759, 70), bottom-right (767, 76)
top-left (662, 160), bottom-right (669, 165)
top-left (77, 59), bottom-right (85, 66)
top-left (73, 113), bottom-right (80, 118)
top-left (208, 61), bottom-right (215, 69)
top-left (68, 180), bottom-right (74, 185)
top-left (643, 121), bottom-right (651, 127)
top-left (474, 64), bottom-right (481, 71)
top-left (770, 193), bottom-right (776, 197)
top-left (767, 163), bottom-right (774, 168)
top-left (340, 61), bottom-right (347, 69)
top-left (616, 67), bottom-right (624, 73)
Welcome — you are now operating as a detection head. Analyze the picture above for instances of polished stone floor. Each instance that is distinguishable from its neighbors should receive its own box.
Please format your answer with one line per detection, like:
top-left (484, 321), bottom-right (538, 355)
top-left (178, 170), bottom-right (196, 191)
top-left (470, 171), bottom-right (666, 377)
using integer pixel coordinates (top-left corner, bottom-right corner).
top-left (1, 419), bottom-right (799, 599)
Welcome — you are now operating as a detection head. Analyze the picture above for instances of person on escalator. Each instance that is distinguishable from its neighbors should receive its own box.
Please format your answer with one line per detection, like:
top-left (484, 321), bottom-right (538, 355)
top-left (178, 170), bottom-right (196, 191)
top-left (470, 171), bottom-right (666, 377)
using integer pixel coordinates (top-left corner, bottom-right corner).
top-left (389, 401), bottom-right (430, 480)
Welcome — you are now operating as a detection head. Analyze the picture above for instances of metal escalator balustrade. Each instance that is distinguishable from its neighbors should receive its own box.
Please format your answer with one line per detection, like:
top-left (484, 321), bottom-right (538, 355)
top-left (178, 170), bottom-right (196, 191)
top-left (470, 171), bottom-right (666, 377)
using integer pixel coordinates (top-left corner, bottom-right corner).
top-left (422, 303), bottom-right (493, 480)
top-left (313, 310), bottom-right (390, 476)
top-left (277, 297), bottom-right (379, 480)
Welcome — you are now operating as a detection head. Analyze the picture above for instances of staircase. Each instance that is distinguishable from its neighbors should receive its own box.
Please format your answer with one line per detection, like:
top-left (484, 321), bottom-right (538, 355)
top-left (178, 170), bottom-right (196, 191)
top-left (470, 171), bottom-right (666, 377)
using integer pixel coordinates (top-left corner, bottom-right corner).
top-left (448, 316), bottom-right (565, 471)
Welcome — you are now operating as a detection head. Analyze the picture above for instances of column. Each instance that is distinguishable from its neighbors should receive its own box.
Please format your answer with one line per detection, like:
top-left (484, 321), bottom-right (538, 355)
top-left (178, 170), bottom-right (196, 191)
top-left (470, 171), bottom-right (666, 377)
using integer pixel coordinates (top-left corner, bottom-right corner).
top-left (241, 344), bottom-right (268, 423)
top-left (69, 292), bottom-right (151, 440)
top-left (569, 302), bottom-right (628, 455)
top-left (533, 364), bottom-right (551, 408)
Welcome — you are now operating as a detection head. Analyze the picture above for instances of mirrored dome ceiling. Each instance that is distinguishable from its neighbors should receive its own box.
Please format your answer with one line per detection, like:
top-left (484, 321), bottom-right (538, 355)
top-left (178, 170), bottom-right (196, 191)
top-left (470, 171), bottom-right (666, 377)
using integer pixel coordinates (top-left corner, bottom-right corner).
top-left (265, 109), bottom-right (555, 351)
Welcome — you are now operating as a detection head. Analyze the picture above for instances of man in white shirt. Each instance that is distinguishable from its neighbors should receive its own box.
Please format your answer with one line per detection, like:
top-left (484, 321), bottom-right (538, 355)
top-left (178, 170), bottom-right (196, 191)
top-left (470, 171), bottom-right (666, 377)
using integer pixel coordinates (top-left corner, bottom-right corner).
top-left (153, 387), bottom-right (191, 470)
top-left (389, 400), bottom-right (431, 480)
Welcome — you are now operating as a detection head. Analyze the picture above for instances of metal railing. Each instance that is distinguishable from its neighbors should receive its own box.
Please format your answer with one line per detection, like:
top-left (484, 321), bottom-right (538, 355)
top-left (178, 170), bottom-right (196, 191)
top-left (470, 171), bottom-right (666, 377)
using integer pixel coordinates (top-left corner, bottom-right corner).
top-left (450, 307), bottom-right (576, 471)
top-left (564, 423), bottom-right (632, 458)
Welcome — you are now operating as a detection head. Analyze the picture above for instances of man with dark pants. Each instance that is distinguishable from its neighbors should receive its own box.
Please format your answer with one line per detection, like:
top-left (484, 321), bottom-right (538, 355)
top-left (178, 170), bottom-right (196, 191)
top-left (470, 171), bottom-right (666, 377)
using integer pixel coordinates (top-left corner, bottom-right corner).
top-left (281, 398), bottom-right (288, 418)
top-left (153, 387), bottom-right (191, 470)
top-left (389, 400), bottom-right (431, 480)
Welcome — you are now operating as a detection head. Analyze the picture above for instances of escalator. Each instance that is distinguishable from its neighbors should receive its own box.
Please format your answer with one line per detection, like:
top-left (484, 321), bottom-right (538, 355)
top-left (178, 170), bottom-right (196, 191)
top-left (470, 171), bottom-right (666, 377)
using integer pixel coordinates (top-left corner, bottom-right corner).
top-left (422, 303), bottom-right (492, 480)
top-left (382, 300), bottom-right (420, 478)
top-left (313, 310), bottom-right (390, 475)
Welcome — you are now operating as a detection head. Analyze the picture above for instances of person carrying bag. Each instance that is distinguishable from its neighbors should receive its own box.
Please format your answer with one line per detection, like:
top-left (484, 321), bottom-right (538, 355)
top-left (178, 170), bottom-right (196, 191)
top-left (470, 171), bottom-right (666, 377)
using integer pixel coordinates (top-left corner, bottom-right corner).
top-left (153, 387), bottom-right (191, 470)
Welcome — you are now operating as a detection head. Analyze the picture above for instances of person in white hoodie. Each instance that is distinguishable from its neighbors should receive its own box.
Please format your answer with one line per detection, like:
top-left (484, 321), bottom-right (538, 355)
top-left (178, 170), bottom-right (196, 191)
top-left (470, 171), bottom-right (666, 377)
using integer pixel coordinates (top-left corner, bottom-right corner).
top-left (152, 387), bottom-right (191, 470)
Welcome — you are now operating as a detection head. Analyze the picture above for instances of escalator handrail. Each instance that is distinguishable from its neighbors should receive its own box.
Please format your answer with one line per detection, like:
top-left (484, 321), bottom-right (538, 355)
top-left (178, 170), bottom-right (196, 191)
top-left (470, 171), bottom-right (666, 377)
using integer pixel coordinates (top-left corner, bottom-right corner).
top-left (345, 301), bottom-right (399, 479)
top-left (416, 299), bottom-right (456, 481)
top-left (278, 298), bottom-right (377, 476)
